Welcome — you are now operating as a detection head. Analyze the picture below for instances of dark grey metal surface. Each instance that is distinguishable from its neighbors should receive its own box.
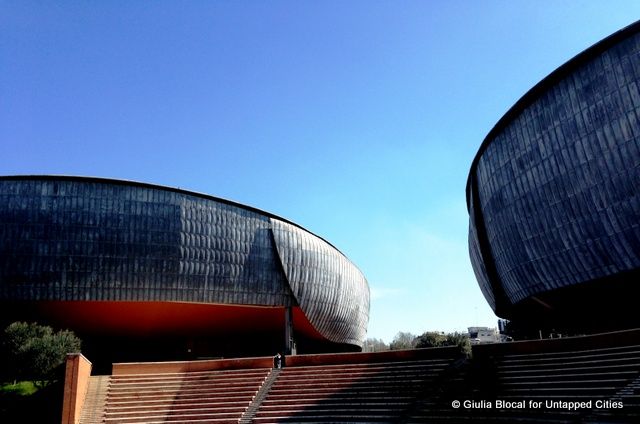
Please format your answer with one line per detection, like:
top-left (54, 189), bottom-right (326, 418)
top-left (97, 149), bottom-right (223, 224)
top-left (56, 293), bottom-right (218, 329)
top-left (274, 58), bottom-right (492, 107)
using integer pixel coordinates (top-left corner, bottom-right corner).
top-left (468, 22), bottom-right (640, 315)
top-left (0, 176), bottom-right (369, 347)
top-left (271, 219), bottom-right (369, 347)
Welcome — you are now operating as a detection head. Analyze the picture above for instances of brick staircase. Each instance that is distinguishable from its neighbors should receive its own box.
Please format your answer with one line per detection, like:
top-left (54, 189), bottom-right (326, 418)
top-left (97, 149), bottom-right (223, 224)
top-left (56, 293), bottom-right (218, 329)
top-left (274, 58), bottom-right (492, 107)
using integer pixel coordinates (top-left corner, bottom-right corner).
top-left (66, 348), bottom-right (464, 424)
top-left (494, 344), bottom-right (640, 400)
top-left (407, 343), bottom-right (640, 423)
top-left (79, 368), bottom-right (270, 424)
top-left (251, 358), bottom-right (457, 423)
top-left (67, 340), bottom-right (640, 424)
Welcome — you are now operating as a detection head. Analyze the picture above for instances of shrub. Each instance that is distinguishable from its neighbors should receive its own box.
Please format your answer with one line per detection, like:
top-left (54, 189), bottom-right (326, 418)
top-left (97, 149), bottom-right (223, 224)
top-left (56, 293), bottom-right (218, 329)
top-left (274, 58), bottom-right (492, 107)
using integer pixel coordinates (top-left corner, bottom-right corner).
top-left (0, 322), bottom-right (81, 385)
top-left (415, 331), bottom-right (471, 355)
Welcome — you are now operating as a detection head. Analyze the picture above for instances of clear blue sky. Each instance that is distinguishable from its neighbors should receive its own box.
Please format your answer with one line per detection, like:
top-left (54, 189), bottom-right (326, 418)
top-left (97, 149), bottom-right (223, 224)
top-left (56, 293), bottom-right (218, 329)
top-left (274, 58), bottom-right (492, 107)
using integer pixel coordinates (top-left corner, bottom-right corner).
top-left (2, 1), bottom-right (639, 343)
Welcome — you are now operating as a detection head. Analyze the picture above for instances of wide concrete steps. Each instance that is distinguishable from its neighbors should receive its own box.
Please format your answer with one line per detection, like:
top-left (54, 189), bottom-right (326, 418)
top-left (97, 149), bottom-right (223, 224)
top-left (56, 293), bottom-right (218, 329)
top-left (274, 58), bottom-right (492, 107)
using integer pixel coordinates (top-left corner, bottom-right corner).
top-left (462, 345), bottom-right (640, 422)
top-left (500, 345), bottom-right (640, 362)
top-left (492, 343), bottom-right (640, 401)
top-left (403, 342), bottom-right (640, 423)
top-left (101, 368), bottom-right (270, 424)
top-left (497, 357), bottom-right (640, 372)
top-left (252, 358), bottom-right (456, 423)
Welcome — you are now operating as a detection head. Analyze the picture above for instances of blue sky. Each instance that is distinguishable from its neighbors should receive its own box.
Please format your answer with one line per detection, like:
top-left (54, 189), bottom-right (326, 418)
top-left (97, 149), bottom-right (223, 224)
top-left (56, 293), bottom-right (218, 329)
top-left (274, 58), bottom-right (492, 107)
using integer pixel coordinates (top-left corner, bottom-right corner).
top-left (2, 1), bottom-right (640, 342)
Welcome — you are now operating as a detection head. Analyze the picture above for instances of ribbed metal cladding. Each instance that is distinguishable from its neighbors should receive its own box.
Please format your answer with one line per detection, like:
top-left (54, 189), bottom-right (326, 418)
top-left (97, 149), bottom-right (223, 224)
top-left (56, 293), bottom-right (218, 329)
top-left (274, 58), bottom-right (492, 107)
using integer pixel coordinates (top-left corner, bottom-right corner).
top-left (467, 188), bottom-right (496, 311)
top-left (0, 176), bottom-right (369, 347)
top-left (271, 219), bottom-right (369, 347)
top-left (176, 194), bottom-right (291, 307)
top-left (468, 23), bottom-right (640, 312)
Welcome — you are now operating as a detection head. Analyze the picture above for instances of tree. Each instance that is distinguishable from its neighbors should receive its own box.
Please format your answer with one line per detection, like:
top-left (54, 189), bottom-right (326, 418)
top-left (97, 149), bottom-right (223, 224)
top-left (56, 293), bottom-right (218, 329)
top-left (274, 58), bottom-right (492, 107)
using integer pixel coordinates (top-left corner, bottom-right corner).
top-left (389, 331), bottom-right (417, 350)
top-left (415, 331), bottom-right (471, 355)
top-left (0, 322), bottom-right (81, 385)
top-left (362, 338), bottom-right (389, 352)
top-left (443, 332), bottom-right (472, 356)
top-left (414, 331), bottom-right (447, 348)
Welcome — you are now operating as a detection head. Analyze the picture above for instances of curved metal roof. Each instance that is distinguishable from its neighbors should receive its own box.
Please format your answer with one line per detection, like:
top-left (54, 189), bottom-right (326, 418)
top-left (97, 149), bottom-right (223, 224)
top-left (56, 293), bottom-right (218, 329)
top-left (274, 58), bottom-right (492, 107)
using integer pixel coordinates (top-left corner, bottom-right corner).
top-left (466, 19), bottom-right (640, 209)
top-left (0, 174), bottom-right (348, 257)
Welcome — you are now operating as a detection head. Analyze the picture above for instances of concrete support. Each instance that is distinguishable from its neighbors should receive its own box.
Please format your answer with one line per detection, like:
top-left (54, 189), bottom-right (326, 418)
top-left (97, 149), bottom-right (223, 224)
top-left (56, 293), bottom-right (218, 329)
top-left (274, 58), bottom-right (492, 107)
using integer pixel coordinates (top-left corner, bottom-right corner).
top-left (284, 306), bottom-right (296, 355)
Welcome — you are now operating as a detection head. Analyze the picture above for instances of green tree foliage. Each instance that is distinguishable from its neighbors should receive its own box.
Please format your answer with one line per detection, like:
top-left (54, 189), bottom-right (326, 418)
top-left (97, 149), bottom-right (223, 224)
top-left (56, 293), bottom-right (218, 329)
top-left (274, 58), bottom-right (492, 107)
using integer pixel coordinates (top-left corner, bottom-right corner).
top-left (414, 331), bottom-right (447, 348)
top-left (444, 332), bottom-right (472, 355)
top-left (389, 331), bottom-right (417, 350)
top-left (0, 322), bottom-right (81, 385)
top-left (415, 331), bottom-right (471, 355)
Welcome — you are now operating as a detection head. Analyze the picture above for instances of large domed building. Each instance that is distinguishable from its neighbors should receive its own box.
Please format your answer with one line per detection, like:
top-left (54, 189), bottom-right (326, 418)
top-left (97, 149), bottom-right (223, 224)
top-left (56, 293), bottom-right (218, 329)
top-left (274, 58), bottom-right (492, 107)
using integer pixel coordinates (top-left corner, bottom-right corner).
top-left (0, 175), bottom-right (369, 362)
top-left (467, 20), bottom-right (640, 335)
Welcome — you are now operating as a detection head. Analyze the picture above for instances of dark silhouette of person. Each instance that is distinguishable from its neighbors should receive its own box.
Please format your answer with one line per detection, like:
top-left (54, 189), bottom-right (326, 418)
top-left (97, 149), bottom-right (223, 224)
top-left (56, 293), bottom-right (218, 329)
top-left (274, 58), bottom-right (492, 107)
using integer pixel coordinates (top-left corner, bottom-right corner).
top-left (273, 352), bottom-right (285, 369)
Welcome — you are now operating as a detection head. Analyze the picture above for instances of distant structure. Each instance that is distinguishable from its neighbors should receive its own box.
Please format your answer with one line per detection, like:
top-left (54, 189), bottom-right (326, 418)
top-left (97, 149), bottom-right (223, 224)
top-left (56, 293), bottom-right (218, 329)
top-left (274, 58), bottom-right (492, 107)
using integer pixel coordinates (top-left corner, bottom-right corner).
top-left (467, 20), bottom-right (640, 336)
top-left (0, 176), bottom-right (369, 362)
top-left (467, 326), bottom-right (500, 344)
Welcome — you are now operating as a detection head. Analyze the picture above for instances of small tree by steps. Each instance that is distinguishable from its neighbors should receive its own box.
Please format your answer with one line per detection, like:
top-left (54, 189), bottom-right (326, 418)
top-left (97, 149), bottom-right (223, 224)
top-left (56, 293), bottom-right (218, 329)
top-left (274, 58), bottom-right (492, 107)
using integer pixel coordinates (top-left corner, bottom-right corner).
top-left (0, 322), bottom-right (81, 386)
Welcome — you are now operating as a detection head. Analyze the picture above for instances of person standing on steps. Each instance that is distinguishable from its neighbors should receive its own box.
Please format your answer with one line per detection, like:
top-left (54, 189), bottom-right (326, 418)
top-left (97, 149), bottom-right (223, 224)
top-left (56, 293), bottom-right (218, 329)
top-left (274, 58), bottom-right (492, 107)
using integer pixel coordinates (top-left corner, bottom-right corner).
top-left (273, 352), bottom-right (285, 369)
